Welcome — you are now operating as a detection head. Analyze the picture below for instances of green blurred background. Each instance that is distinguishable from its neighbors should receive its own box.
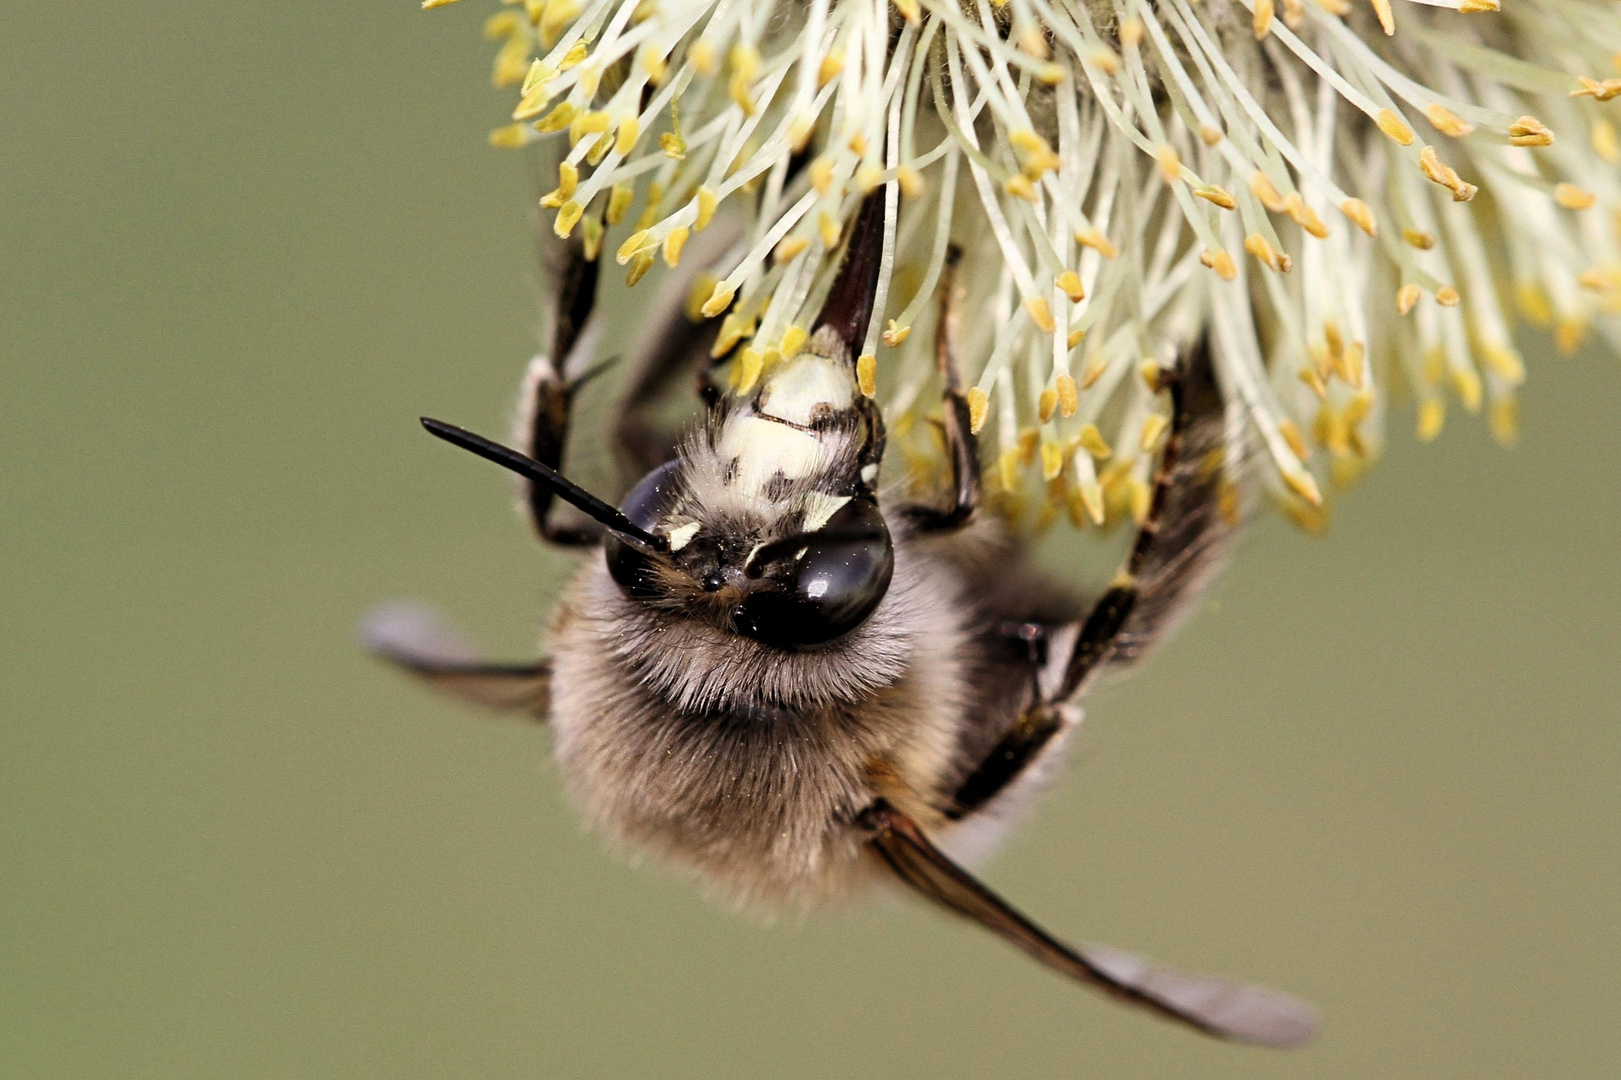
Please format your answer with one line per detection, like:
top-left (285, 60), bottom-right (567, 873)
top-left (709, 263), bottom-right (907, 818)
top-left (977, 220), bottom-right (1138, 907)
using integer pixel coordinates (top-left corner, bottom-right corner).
top-left (3, 3), bottom-right (1617, 1077)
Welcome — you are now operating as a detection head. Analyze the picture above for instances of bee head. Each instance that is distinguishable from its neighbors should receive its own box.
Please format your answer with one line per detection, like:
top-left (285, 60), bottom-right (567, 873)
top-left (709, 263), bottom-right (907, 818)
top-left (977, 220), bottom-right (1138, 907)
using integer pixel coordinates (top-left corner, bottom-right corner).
top-left (604, 455), bottom-right (894, 650)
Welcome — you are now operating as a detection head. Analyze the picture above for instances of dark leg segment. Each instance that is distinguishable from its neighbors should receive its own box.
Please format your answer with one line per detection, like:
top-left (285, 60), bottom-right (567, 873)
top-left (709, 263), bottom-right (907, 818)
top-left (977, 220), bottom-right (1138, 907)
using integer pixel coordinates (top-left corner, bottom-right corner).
top-left (898, 246), bottom-right (980, 534)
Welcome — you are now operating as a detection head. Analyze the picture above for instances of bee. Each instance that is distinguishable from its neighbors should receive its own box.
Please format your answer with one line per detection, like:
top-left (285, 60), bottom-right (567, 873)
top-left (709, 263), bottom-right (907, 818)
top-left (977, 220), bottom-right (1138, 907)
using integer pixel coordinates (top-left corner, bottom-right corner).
top-left (366, 193), bottom-right (1317, 1047)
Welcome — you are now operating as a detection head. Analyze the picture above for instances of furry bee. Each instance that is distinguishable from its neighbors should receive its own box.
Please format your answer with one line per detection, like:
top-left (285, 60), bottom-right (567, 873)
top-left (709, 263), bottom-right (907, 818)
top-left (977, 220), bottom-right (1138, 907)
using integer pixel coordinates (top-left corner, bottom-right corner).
top-left (366, 193), bottom-right (1317, 1047)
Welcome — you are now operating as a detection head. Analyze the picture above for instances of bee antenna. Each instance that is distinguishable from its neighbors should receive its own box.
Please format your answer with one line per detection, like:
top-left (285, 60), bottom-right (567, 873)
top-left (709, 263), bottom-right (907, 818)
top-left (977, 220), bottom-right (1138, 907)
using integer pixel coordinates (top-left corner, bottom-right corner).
top-left (812, 189), bottom-right (887, 355)
top-left (419, 417), bottom-right (669, 554)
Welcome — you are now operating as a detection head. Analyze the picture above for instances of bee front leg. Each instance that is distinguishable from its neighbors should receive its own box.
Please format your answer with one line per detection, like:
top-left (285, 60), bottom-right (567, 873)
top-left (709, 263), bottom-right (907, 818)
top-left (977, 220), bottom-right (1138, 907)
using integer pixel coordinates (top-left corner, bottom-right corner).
top-left (896, 246), bottom-right (980, 534)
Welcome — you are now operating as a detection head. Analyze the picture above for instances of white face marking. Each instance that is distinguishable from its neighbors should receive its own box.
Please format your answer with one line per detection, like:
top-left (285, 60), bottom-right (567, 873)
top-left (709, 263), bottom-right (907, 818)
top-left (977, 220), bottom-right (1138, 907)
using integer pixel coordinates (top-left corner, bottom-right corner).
top-left (716, 415), bottom-right (825, 498)
top-left (756, 354), bottom-right (855, 427)
top-left (800, 492), bottom-right (851, 533)
top-left (665, 521), bottom-right (700, 551)
top-left (860, 463), bottom-right (878, 486)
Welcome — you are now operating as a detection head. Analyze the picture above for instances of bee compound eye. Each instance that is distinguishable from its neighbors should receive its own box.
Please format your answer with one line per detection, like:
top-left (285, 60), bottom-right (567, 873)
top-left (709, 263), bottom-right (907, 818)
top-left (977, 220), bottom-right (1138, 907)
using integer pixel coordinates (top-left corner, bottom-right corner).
top-left (606, 460), bottom-right (683, 600)
top-left (731, 498), bottom-right (894, 649)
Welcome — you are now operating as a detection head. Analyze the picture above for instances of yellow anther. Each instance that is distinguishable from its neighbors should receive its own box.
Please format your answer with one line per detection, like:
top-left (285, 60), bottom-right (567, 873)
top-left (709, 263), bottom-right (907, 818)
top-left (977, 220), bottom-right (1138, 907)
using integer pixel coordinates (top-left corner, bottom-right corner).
top-left (1154, 144), bottom-right (1182, 184)
top-left (809, 156), bottom-right (835, 195)
top-left (856, 165), bottom-right (884, 195)
top-left (1416, 398), bottom-right (1445, 442)
top-left (1118, 17), bottom-right (1145, 48)
top-left (613, 117), bottom-right (640, 156)
top-left (488, 123), bottom-right (530, 149)
top-left (700, 282), bottom-right (737, 318)
top-left (1199, 248), bottom-right (1239, 281)
top-left (1284, 193), bottom-right (1330, 238)
top-left (537, 0), bottom-right (581, 46)
top-left (638, 45), bottom-right (668, 84)
top-left (662, 226), bottom-right (689, 268)
top-left (1368, 0), bottom-right (1395, 33)
top-left (534, 102), bottom-right (576, 133)
top-left (1199, 125), bottom-right (1224, 147)
top-left (553, 200), bottom-right (584, 238)
top-left (1489, 396), bottom-right (1519, 447)
top-left (893, 0), bottom-right (922, 25)
top-left (1517, 281), bottom-right (1554, 324)
top-left (1277, 419), bottom-right (1310, 462)
top-left (1402, 228), bottom-right (1437, 250)
top-left (625, 250), bottom-right (655, 287)
top-left (1480, 344), bottom-right (1526, 385)
top-left (1038, 388), bottom-right (1058, 423)
top-left (1341, 198), bottom-right (1377, 237)
top-left (1377, 109), bottom-right (1416, 146)
top-left (484, 9), bottom-right (525, 40)
top-left (1040, 440), bottom-right (1064, 482)
top-left (1056, 374), bottom-right (1078, 417)
top-left (1593, 119), bottom-right (1620, 163)
top-left (997, 448), bottom-right (1022, 494)
top-left (581, 216), bottom-right (603, 262)
top-left (1435, 284), bottom-right (1461, 306)
top-left (1298, 366), bottom-right (1328, 400)
top-left (690, 39), bottom-right (716, 75)
top-left (1194, 185), bottom-right (1237, 210)
top-left (685, 273), bottom-right (718, 322)
top-left (896, 167), bottom-right (924, 200)
top-left (1341, 342), bottom-right (1367, 388)
top-left (1066, 328), bottom-right (1085, 350)
top-left (1555, 317), bottom-right (1588, 354)
top-left (568, 112), bottom-right (612, 143)
top-left (1056, 271), bottom-right (1085, 301)
top-left (848, 133), bottom-right (869, 157)
top-left (856, 354), bottom-right (877, 397)
top-left (1070, 424), bottom-right (1108, 461)
top-left (1578, 266), bottom-right (1621, 292)
top-left (1244, 233), bottom-right (1293, 273)
top-left (1017, 428), bottom-right (1041, 468)
top-left (558, 43), bottom-right (588, 70)
top-left (1252, 0), bottom-right (1275, 38)
top-left (1004, 174), bottom-right (1039, 201)
top-left (686, 187), bottom-right (715, 233)
top-left (1036, 63), bottom-right (1065, 86)
top-left (967, 387), bottom-right (989, 433)
top-left (1422, 347), bottom-right (1446, 387)
top-left (1140, 414), bottom-right (1170, 452)
top-left (606, 183), bottom-right (634, 226)
top-left (1140, 360), bottom-right (1164, 393)
top-left (1508, 115), bottom-right (1554, 147)
top-left (728, 71), bottom-right (756, 115)
top-left (1419, 145), bottom-right (1478, 201)
top-left (513, 87), bottom-right (553, 122)
top-left (539, 162), bottom-right (578, 208)
top-left (774, 235), bottom-right (810, 263)
top-left (1450, 365), bottom-right (1483, 413)
top-left (1282, 464), bottom-right (1323, 507)
top-left (1426, 104), bottom-right (1473, 137)
top-left (817, 52), bottom-right (844, 88)
top-left (1023, 297), bottom-right (1055, 332)
top-left (818, 212), bottom-right (841, 249)
top-left (521, 59), bottom-right (555, 97)
top-left (735, 348), bottom-right (764, 394)
top-left (711, 312), bottom-right (754, 356)
top-left (1075, 228), bottom-right (1118, 258)
top-left (882, 320), bottom-right (911, 347)
top-left (1457, 0), bottom-right (1498, 10)
top-left (1573, 75), bottom-right (1621, 101)
top-left (585, 132), bottom-right (613, 167)
top-left (615, 228), bottom-right (652, 263)
top-left (423, 0), bottom-right (464, 9)
top-left (1555, 183), bottom-right (1597, 210)
top-left (1078, 353), bottom-right (1107, 389)
top-left (1249, 172), bottom-right (1289, 213)
top-left (658, 131), bottom-right (686, 160)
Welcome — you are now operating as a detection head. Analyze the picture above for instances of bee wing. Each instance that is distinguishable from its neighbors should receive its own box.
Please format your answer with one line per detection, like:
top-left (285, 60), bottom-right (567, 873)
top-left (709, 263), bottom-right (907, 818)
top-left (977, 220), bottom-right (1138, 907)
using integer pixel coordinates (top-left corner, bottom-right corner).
top-left (361, 602), bottom-right (550, 715)
top-left (864, 803), bottom-right (1317, 1048)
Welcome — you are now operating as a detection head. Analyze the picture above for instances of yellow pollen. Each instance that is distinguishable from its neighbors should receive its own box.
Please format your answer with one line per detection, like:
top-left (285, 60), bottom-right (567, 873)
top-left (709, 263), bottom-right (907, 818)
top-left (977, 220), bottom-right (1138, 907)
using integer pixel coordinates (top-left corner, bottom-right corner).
top-left (662, 227), bottom-right (689, 268)
top-left (684, 273), bottom-right (718, 322)
top-left (1252, 0), bottom-right (1275, 39)
top-left (1140, 414), bottom-right (1170, 452)
top-left (1285, 193), bottom-right (1330, 238)
top-left (1080, 353), bottom-right (1108, 388)
top-left (553, 200), bottom-right (583, 238)
top-left (1573, 76), bottom-right (1621, 101)
top-left (690, 39), bottom-right (716, 75)
top-left (1394, 278), bottom-right (1419, 312)
top-left (817, 53), bottom-right (844, 88)
top-left (779, 325), bottom-right (807, 359)
top-left (1023, 297), bottom-right (1056, 332)
top-left (893, 0), bottom-right (922, 26)
top-left (1249, 172), bottom-right (1288, 213)
top-left (1041, 440), bottom-right (1064, 482)
top-left (711, 312), bottom-right (754, 357)
top-left (1056, 271), bottom-right (1085, 301)
top-left (1489, 397), bottom-right (1519, 447)
top-left (896, 166), bottom-right (924, 199)
top-left (614, 117), bottom-right (640, 156)
top-left (423, 0), bottom-right (463, 8)
top-left (1341, 198), bottom-right (1377, 236)
top-left (1456, 0), bottom-right (1498, 10)
top-left (1140, 360), bottom-right (1164, 393)
top-left (581, 217), bottom-right (603, 261)
top-left (1435, 285), bottom-right (1461, 306)
top-left (1593, 119), bottom-right (1621, 163)
top-left (1508, 116), bottom-right (1554, 147)
top-left (488, 123), bottom-right (529, 149)
top-left (1200, 249), bottom-right (1238, 280)
top-left (856, 165), bottom-right (884, 195)
top-left (1155, 144), bottom-right (1182, 183)
top-left (1066, 328), bottom-right (1085, 350)
top-left (1244, 233), bottom-right (1292, 273)
top-left (967, 388), bottom-right (989, 433)
top-left (1451, 367), bottom-right (1483, 413)
top-left (1004, 174), bottom-right (1039, 201)
top-left (534, 102), bottom-right (575, 133)
top-left (1426, 104), bottom-right (1473, 137)
top-left (1038, 388), bottom-right (1058, 423)
top-left (1199, 125), bottom-right (1224, 146)
top-left (1416, 398), bottom-right (1445, 442)
top-left (1418, 145), bottom-right (1477, 201)
top-left (1277, 419), bottom-right (1310, 461)
top-left (625, 250), bottom-right (655, 287)
top-left (700, 283), bottom-right (737, 319)
top-left (694, 187), bottom-right (718, 231)
top-left (1075, 228), bottom-right (1118, 258)
top-left (1377, 109), bottom-right (1416, 146)
top-left (1056, 374), bottom-right (1078, 417)
top-left (856, 354), bottom-right (877, 397)
top-left (809, 156), bottom-right (834, 195)
top-left (1402, 228), bottom-right (1437, 250)
top-left (1556, 183), bottom-right (1597, 210)
top-left (774, 235), bottom-right (810, 263)
top-left (1194, 185), bottom-right (1238, 210)
top-left (606, 184), bottom-right (634, 226)
top-left (1078, 424), bottom-right (1112, 459)
top-left (735, 348), bottom-right (764, 395)
top-left (818, 212), bottom-right (841, 249)
top-left (882, 320), bottom-right (911, 347)
top-left (1283, 465), bottom-right (1323, 507)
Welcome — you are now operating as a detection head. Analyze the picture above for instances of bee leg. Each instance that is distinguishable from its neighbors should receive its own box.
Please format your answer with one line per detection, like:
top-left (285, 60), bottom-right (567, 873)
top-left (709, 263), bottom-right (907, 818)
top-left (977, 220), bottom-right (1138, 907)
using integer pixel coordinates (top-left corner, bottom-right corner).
top-left (896, 246), bottom-right (980, 534)
top-left (516, 236), bottom-right (609, 547)
top-left (859, 800), bottom-right (1317, 1047)
top-left (361, 602), bottom-right (550, 715)
top-left (1051, 334), bottom-right (1235, 701)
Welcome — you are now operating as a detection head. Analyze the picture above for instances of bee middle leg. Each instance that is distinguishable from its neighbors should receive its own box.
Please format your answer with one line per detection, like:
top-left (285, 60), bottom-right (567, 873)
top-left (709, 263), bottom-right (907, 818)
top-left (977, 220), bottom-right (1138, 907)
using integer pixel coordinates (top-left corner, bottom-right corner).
top-left (896, 246), bottom-right (980, 535)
